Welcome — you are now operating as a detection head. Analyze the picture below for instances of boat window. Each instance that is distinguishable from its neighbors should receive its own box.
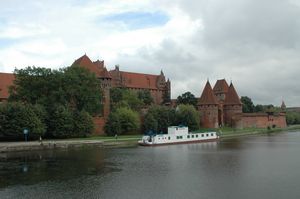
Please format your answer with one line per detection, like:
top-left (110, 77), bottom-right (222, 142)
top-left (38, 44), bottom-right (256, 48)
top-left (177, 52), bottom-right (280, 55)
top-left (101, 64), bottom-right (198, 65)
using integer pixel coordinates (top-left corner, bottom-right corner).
top-left (196, 135), bottom-right (198, 138)
top-left (168, 137), bottom-right (170, 140)
top-left (187, 135), bottom-right (190, 138)
top-left (211, 133), bottom-right (214, 136)
top-left (201, 134), bottom-right (204, 137)
top-left (206, 134), bottom-right (209, 137)
top-left (192, 135), bottom-right (194, 138)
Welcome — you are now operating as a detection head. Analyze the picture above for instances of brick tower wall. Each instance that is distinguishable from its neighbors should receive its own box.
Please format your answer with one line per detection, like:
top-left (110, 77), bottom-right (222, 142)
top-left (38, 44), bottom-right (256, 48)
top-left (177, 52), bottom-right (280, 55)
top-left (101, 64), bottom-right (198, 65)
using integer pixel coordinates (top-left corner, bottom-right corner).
top-left (223, 104), bottom-right (243, 127)
top-left (198, 105), bottom-right (219, 128)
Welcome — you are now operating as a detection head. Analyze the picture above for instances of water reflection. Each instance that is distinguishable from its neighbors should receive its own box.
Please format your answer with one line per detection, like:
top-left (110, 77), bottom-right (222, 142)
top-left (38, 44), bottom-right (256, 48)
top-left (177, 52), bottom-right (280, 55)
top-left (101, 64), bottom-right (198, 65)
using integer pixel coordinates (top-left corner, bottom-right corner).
top-left (0, 148), bottom-right (118, 188)
top-left (1, 131), bottom-right (300, 199)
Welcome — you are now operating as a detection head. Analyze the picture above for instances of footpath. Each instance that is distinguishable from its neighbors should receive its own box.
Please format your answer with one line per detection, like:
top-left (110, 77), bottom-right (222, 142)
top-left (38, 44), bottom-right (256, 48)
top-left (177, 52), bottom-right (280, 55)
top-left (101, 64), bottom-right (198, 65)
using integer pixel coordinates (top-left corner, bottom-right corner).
top-left (0, 140), bottom-right (104, 153)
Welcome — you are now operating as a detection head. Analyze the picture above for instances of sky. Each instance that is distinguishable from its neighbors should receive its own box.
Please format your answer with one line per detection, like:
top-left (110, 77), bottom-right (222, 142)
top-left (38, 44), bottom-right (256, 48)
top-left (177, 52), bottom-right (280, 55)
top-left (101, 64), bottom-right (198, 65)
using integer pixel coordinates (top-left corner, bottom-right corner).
top-left (0, 0), bottom-right (300, 107)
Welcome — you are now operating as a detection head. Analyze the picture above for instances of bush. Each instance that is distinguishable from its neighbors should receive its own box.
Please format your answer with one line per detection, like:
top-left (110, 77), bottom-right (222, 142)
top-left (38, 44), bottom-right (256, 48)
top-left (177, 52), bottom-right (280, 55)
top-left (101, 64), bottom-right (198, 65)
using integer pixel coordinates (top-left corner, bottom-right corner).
top-left (47, 105), bottom-right (74, 138)
top-left (105, 107), bottom-right (140, 135)
top-left (73, 111), bottom-right (94, 137)
top-left (175, 104), bottom-right (200, 131)
top-left (144, 105), bottom-right (176, 134)
top-left (0, 103), bottom-right (45, 140)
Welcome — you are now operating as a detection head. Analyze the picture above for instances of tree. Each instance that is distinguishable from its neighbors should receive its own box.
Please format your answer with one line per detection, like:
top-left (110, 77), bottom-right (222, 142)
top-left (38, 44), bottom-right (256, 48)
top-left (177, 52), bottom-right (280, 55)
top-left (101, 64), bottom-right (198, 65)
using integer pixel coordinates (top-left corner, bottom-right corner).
top-left (254, 104), bottom-right (264, 112)
top-left (144, 113), bottom-right (158, 133)
top-left (0, 103), bottom-right (46, 140)
top-left (241, 96), bottom-right (255, 113)
top-left (110, 88), bottom-right (143, 111)
top-left (176, 92), bottom-right (198, 108)
top-left (105, 111), bottom-right (121, 136)
top-left (73, 110), bottom-right (94, 137)
top-left (105, 107), bottom-right (140, 135)
top-left (175, 104), bottom-right (200, 131)
top-left (137, 90), bottom-right (153, 106)
top-left (47, 105), bottom-right (74, 138)
top-left (9, 66), bottom-right (103, 115)
top-left (144, 106), bottom-right (176, 133)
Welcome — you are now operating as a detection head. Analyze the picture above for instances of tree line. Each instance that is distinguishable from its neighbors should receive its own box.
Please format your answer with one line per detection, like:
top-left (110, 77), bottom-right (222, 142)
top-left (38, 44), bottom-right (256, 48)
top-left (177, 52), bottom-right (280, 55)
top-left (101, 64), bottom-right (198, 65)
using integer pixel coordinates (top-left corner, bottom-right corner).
top-left (0, 66), bottom-right (101, 140)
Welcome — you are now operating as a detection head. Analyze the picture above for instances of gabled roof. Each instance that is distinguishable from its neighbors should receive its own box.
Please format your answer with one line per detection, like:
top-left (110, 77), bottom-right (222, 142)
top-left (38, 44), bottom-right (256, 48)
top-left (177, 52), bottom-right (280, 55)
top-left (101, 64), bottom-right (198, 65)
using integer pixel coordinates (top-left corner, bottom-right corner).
top-left (118, 71), bottom-right (160, 89)
top-left (72, 54), bottom-right (103, 77)
top-left (0, 72), bottom-right (15, 99)
top-left (213, 79), bottom-right (229, 94)
top-left (199, 81), bottom-right (218, 105)
top-left (224, 83), bottom-right (242, 105)
top-left (100, 67), bottom-right (112, 79)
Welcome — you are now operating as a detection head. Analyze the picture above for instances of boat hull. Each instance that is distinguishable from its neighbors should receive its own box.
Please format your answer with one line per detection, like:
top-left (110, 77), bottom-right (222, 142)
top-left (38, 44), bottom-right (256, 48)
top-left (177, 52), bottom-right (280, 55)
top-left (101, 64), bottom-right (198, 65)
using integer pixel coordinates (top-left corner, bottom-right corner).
top-left (138, 137), bottom-right (219, 146)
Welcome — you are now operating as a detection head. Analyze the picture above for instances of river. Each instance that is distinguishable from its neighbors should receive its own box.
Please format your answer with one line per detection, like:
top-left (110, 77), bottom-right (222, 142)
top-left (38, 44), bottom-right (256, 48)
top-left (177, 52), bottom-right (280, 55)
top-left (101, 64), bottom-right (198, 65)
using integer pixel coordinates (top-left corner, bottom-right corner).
top-left (1, 131), bottom-right (300, 199)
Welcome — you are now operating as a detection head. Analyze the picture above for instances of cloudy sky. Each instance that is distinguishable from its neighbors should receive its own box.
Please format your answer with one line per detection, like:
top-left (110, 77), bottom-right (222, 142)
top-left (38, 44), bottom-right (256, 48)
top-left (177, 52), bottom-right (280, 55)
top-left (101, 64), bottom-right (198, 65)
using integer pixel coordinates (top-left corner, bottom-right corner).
top-left (1, 0), bottom-right (300, 106)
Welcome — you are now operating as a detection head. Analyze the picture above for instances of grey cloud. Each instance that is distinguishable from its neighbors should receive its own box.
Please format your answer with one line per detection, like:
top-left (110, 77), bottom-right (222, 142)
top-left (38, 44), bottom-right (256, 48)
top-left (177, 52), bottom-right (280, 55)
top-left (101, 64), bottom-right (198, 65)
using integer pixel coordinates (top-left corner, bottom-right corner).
top-left (116, 0), bottom-right (300, 106)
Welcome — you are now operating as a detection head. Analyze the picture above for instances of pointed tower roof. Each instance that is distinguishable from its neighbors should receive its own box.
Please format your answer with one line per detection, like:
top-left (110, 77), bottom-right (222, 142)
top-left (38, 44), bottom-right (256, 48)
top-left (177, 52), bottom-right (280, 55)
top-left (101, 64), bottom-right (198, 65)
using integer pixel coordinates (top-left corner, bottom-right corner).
top-left (213, 79), bottom-right (229, 94)
top-left (224, 83), bottom-right (242, 105)
top-left (281, 100), bottom-right (286, 110)
top-left (199, 81), bottom-right (218, 105)
top-left (72, 54), bottom-right (102, 77)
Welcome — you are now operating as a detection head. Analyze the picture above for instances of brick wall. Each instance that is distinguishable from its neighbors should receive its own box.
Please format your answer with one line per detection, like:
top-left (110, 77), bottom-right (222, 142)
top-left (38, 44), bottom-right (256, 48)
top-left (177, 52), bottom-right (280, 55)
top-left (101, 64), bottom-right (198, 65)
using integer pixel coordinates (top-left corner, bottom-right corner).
top-left (242, 113), bottom-right (287, 128)
top-left (93, 117), bottom-right (106, 135)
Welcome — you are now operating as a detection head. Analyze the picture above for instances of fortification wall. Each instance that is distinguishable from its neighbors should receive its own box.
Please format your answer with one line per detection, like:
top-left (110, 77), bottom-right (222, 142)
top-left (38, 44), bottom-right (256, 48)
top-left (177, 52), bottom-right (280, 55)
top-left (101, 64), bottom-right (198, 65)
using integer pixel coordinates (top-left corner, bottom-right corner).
top-left (93, 117), bottom-right (106, 135)
top-left (242, 113), bottom-right (287, 128)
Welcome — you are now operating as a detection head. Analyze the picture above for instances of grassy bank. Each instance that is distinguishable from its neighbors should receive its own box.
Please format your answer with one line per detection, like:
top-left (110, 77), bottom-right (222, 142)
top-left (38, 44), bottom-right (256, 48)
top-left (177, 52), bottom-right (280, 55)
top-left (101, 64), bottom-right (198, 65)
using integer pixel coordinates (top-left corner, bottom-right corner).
top-left (71, 125), bottom-right (300, 143)
top-left (219, 125), bottom-right (300, 139)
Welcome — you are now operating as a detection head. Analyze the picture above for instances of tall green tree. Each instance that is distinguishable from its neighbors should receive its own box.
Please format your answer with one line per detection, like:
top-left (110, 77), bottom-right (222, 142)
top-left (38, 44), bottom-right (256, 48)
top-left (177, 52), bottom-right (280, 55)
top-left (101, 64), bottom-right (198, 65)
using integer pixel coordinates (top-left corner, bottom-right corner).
top-left (8, 66), bottom-right (102, 139)
top-left (175, 104), bottom-right (200, 131)
top-left (47, 105), bottom-right (74, 138)
top-left (137, 90), bottom-right (153, 106)
top-left (144, 106), bottom-right (176, 133)
top-left (110, 88), bottom-right (143, 111)
top-left (241, 96), bottom-right (255, 113)
top-left (254, 104), bottom-right (264, 112)
top-left (176, 92), bottom-right (198, 108)
top-left (9, 66), bottom-right (103, 115)
top-left (105, 107), bottom-right (140, 135)
top-left (0, 103), bottom-right (46, 140)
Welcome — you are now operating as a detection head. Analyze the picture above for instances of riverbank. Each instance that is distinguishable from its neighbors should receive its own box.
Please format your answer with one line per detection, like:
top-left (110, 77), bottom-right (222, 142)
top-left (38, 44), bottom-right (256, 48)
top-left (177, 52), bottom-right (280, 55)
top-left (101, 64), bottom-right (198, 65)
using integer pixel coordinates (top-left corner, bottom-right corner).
top-left (0, 136), bottom-right (141, 153)
top-left (1, 125), bottom-right (300, 153)
top-left (219, 125), bottom-right (300, 139)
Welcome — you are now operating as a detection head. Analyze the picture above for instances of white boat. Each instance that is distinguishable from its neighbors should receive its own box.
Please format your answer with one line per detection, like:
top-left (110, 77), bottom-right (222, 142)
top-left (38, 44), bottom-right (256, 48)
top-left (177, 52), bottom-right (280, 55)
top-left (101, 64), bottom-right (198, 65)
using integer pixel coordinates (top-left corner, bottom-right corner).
top-left (138, 126), bottom-right (219, 146)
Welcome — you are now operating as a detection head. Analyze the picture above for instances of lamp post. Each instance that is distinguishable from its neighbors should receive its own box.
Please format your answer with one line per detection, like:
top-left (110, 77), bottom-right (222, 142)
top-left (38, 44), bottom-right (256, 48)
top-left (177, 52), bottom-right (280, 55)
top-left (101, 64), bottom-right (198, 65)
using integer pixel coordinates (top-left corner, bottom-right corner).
top-left (23, 129), bottom-right (29, 142)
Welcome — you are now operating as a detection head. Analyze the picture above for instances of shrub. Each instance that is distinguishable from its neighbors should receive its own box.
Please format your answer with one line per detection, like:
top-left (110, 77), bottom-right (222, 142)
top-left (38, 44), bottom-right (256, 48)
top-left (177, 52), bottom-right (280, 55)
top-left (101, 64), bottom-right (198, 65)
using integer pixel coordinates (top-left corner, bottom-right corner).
top-left (73, 110), bottom-right (94, 137)
top-left (105, 107), bottom-right (140, 135)
top-left (0, 102), bottom-right (45, 140)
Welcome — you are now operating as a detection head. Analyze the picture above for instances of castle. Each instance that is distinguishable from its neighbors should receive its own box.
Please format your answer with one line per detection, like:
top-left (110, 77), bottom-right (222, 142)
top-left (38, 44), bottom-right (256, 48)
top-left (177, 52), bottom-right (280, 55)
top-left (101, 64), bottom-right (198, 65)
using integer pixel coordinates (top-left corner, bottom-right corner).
top-left (197, 79), bottom-right (287, 129)
top-left (0, 54), bottom-right (286, 134)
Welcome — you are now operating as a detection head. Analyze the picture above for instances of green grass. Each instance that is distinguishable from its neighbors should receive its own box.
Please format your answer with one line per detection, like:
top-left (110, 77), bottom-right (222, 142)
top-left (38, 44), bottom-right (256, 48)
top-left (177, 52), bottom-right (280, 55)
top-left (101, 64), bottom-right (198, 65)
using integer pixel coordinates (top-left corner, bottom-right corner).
top-left (68, 134), bottom-right (142, 142)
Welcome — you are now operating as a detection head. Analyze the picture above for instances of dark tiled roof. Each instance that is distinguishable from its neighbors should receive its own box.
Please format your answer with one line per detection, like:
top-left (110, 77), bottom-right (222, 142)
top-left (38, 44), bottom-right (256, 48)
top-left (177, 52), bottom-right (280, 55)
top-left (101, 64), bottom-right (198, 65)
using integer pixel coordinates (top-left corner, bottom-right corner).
top-left (118, 71), bottom-right (160, 89)
top-left (199, 81), bottom-right (218, 105)
top-left (224, 83), bottom-right (242, 105)
top-left (73, 55), bottom-right (103, 77)
top-left (213, 79), bottom-right (229, 94)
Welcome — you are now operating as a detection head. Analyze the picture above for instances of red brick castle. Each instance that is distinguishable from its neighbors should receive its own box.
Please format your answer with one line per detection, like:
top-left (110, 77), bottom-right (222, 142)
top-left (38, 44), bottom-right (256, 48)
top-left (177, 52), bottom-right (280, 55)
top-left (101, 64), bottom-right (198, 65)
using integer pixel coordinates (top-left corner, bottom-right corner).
top-left (198, 79), bottom-right (287, 129)
top-left (0, 54), bottom-right (286, 133)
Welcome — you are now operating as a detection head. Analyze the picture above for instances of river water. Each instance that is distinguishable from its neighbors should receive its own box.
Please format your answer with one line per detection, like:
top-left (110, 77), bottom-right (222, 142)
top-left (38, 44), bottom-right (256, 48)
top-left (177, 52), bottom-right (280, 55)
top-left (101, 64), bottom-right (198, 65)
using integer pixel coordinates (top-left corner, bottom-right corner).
top-left (1, 131), bottom-right (300, 199)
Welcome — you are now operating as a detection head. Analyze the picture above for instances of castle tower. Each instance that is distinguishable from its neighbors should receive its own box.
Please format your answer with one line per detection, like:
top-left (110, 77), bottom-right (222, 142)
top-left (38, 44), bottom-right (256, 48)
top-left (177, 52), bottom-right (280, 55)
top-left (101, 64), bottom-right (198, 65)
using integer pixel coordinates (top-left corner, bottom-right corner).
top-left (72, 55), bottom-right (112, 118)
top-left (281, 100), bottom-right (286, 113)
top-left (198, 81), bottom-right (219, 128)
top-left (213, 79), bottom-right (229, 126)
top-left (223, 82), bottom-right (242, 127)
